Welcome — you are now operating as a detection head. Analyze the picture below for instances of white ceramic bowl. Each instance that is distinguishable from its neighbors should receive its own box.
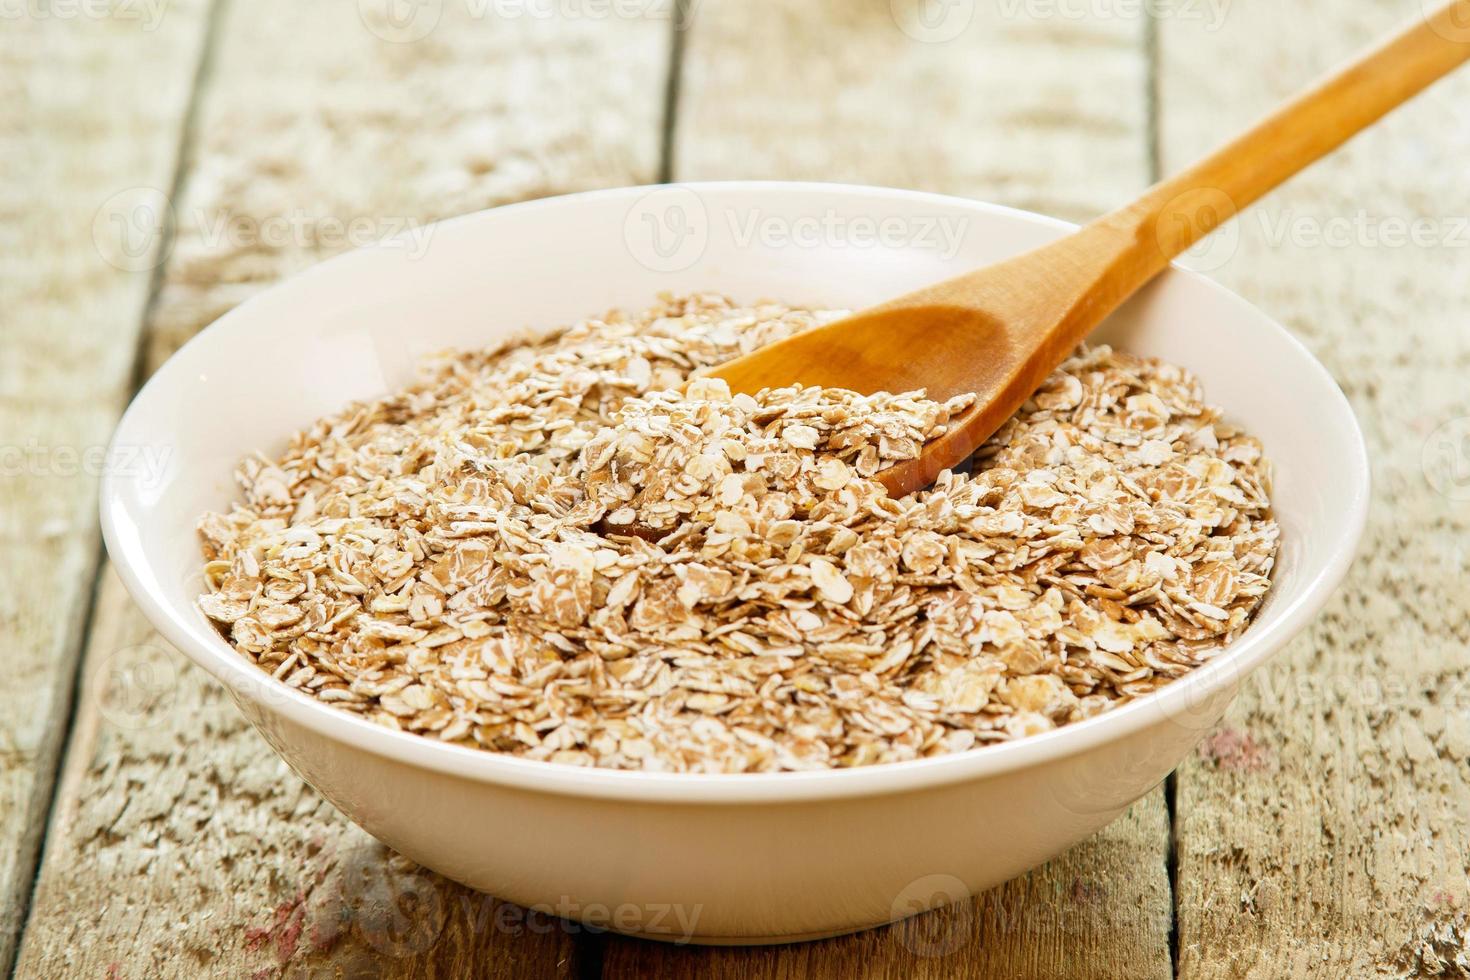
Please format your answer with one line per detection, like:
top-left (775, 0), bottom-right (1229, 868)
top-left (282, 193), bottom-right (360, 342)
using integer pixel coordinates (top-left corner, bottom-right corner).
top-left (101, 182), bottom-right (1368, 944)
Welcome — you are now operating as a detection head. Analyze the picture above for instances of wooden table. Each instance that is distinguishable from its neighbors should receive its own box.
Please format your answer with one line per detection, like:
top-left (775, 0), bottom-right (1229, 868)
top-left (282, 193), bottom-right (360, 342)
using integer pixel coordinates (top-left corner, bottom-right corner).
top-left (4, 1), bottom-right (1468, 976)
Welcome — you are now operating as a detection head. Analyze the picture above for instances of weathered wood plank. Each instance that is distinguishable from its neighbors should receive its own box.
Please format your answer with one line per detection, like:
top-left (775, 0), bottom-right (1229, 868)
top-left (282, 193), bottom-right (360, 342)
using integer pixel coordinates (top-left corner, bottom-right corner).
top-left (672, 0), bottom-right (1151, 223)
top-left (14, 2), bottom-right (670, 976)
top-left (607, 2), bottom-right (1171, 976)
top-left (0, 3), bottom-right (212, 973)
top-left (1159, 2), bottom-right (1470, 976)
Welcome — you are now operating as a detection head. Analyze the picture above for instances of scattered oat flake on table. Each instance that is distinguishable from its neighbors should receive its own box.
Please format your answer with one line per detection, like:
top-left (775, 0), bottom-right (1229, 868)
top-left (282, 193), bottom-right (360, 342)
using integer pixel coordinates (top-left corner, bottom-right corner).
top-left (197, 293), bottom-right (1279, 773)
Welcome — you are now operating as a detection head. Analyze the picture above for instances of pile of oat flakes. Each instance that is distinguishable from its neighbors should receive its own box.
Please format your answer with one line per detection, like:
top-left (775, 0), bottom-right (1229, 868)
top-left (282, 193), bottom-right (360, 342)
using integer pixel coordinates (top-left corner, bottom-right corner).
top-left (198, 294), bottom-right (1278, 772)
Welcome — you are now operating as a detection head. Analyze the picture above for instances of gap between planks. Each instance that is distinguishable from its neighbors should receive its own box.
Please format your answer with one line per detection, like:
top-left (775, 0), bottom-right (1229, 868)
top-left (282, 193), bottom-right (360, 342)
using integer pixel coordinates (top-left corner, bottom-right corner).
top-left (1143, 13), bottom-right (1182, 979)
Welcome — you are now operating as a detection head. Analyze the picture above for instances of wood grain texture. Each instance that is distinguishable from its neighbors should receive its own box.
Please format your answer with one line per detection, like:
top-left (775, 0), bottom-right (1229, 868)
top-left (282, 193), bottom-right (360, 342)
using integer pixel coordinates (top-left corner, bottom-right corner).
top-left (672, 0), bottom-right (1151, 222)
top-left (0, 4), bottom-right (212, 973)
top-left (1158, 2), bottom-right (1470, 977)
top-left (607, 2), bottom-right (1173, 976)
top-left (14, 1), bottom-right (669, 976)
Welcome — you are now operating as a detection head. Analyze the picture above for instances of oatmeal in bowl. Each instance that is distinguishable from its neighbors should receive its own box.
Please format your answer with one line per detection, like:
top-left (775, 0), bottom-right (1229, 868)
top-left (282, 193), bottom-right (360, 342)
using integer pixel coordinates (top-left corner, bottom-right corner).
top-left (196, 294), bottom-right (1278, 774)
top-left (102, 183), bottom-right (1361, 941)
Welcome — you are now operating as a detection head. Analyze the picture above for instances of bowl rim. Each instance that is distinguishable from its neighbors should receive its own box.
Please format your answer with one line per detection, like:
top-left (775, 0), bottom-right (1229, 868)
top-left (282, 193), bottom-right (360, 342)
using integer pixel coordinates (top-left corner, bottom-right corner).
top-left (101, 180), bottom-right (1371, 805)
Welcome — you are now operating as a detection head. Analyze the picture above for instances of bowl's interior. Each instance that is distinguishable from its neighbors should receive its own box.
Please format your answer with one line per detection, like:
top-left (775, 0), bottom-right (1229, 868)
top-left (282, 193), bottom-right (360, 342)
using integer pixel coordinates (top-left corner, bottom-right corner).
top-left (103, 182), bottom-right (1367, 793)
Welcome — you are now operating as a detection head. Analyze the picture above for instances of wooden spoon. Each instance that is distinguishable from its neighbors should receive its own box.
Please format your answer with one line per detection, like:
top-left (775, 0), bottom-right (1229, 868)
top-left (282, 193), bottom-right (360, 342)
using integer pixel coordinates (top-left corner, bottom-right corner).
top-left (706, 0), bottom-right (1470, 498)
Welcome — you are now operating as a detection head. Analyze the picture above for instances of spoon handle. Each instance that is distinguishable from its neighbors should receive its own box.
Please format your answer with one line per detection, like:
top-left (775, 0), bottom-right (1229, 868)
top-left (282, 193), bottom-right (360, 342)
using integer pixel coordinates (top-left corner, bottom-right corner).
top-left (1106, 0), bottom-right (1470, 276)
